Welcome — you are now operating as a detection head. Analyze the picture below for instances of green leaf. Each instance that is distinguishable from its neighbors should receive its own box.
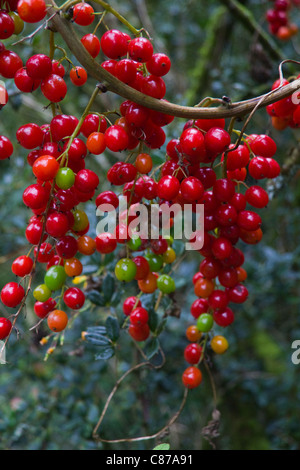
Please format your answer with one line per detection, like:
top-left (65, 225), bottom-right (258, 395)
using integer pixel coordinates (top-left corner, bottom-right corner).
top-left (153, 443), bottom-right (170, 450)
top-left (145, 337), bottom-right (160, 359)
top-left (156, 318), bottom-right (167, 336)
top-left (102, 273), bottom-right (115, 303)
top-left (148, 309), bottom-right (159, 332)
top-left (86, 290), bottom-right (105, 307)
top-left (105, 316), bottom-right (120, 342)
top-left (85, 332), bottom-right (111, 347)
top-left (95, 347), bottom-right (115, 361)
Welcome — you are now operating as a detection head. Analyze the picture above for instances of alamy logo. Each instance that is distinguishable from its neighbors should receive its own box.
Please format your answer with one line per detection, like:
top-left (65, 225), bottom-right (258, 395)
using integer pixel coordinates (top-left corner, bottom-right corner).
top-left (291, 340), bottom-right (300, 365)
top-left (96, 197), bottom-right (205, 251)
top-left (0, 80), bottom-right (7, 105)
top-left (0, 341), bottom-right (6, 365)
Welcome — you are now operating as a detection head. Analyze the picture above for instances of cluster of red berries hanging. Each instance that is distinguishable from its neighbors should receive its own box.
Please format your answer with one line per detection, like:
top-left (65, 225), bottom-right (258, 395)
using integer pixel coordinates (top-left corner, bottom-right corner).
top-left (0, 0), bottom-right (283, 391)
top-left (266, 0), bottom-right (299, 40)
top-left (267, 76), bottom-right (300, 130)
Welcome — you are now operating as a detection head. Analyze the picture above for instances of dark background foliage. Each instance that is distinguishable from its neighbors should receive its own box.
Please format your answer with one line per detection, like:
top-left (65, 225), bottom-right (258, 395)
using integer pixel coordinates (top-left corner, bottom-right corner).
top-left (1, 0), bottom-right (300, 450)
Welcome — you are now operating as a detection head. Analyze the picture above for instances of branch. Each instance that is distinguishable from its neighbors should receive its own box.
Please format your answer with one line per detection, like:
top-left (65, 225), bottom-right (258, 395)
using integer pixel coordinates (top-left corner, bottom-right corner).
top-left (218, 0), bottom-right (283, 61)
top-left (47, 2), bottom-right (300, 120)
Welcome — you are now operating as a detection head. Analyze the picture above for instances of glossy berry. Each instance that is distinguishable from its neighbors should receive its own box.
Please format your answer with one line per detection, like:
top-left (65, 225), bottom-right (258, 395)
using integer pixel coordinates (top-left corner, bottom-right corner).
top-left (41, 74), bottom-right (67, 103)
top-left (17, 0), bottom-right (47, 23)
top-left (1, 282), bottom-right (25, 308)
top-left (0, 135), bottom-right (13, 160)
top-left (182, 366), bottom-right (202, 389)
top-left (210, 335), bottom-right (229, 354)
top-left (26, 54), bottom-right (52, 79)
top-left (128, 323), bottom-right (150, 342)
top-left (0, 317), bottom-right (12, 340)
top-left (70, 66), bottom-right (88, 86)
top-left (47, 309), bottom-right (68, 332)
top-left (72, 2), bottom-right (94, 26)
top-left (12, 256), bottom-right (33, 277)
top-left (81, 33), bottom-right (101, 58)
top-left (129, 307), bottom-right (149, 325)
top-left (128, 37), bottom-right (153, 62)
top-left (64, 287), bottom-right (85, 310)
top-left (196, 313), bottom-right (214, 332)
top-left (184, 343), bottom-right (202, 365)
top-left (100, 29), bottom-right (128, 59)
top-left (115, 258), bottom-right (137, 282)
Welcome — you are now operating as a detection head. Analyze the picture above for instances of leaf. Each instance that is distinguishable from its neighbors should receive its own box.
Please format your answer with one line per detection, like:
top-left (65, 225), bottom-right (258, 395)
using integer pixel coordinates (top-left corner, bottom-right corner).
top-left (95, 347), bottom-right (115, 361)
top-left (85, 332), bottom-right (111, 347)
top-left (105, 316), bottom-right (120, 342)
top-left (86, 290), bottom-right (105, 307)
top-left (110, 290), bottom-right (122, 307)
top-left (102, 273), bottom-right (115, 303)
top-left (156, 318), bottom-right (167, 336)
top-left (148, 309), bottom-right (159, 332)
top-left (153, 443), bottom-right (170, 450)
top-left (145, 337), bottom-right (160, 359)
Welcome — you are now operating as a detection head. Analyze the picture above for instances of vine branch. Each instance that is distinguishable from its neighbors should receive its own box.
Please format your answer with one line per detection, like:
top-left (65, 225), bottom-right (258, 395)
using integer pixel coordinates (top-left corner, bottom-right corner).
top-left (47, 1), bottom-right (300, 120)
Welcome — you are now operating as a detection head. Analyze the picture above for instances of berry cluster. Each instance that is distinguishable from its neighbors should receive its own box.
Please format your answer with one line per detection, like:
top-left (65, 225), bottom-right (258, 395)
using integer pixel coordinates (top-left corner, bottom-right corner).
top-left (266, 0), bottom-right (299, 40)
top-left (159, 121), bottom-right (280, 388)
top-left (267, 76), bottom-right (300, 130)
top-left (0, 0), bottom-right (284, 394)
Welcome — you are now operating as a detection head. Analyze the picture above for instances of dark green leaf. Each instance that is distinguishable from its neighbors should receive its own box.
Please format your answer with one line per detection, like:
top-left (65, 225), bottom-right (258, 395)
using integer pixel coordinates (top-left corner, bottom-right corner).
top-left (105, 316), bottom-right (120, 342)
top-left (86, 290), bottom-right (105, 307)
top-left (102, 273), bottom-right (115, 303)
top-left (95, 347), bottom-right (115, 361)
top-left (145, 337), bottom-right (160, 359)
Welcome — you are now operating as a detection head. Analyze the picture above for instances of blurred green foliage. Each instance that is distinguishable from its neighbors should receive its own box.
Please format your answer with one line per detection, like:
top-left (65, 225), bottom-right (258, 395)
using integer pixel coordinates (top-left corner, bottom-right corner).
top-left (1, 0), bottom-right (300, 451)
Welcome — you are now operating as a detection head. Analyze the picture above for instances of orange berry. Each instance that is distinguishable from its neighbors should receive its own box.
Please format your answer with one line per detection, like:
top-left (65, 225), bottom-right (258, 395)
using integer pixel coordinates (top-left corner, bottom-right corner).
top-left (64, 258), bottom-right (83, 277)
top-left (210, 335), bottom-right (229, 354)
top-left (47, 309), bottom-right (68, 332)
top-left (77, 235), bottom-right (96, 255)
top-left (138, 271), bottom-right (157, 293)
top-left (135, 153), bottom-right (153, 174)
top-left (194, 278), bottom-right (215, 298)
top-left (186, 325), bottom-right (202, 342)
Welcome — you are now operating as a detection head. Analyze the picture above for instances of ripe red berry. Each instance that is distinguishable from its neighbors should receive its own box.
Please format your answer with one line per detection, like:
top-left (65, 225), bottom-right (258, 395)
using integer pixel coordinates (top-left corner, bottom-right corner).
top-left (146, 53), bottom-right (171, 76)
top-left (26, 54), bottom-right (52, 79)
top-left (41, 74), bottom-right (67, 103)
top-left (129, 307), bottom-right (149, 325)
top-left (205, 127), bottom-right (231, 154)
top-left (128, 37), bottom-right (153, 62)
top-left (123, 296), bottom-right (142, 316)
top-left (63, 287), bottom-right (85, 310)
top-left (73, 2), bottom-right (94, 26)
top-left (0, 11), bottom-right (15, 39)
top-left (17, 0), bottom-right (47, 23)
top-left (0, 135), bottom-right (13, 160)
top-left (81, 33), bottom-right (101, 58)
top-left (0, 317), bottom-right (12, 339)
top-left (157, 175), bottom-right (180, 200)
top-left (182, 366), bottom-right (202, 389)
top-left (184, 343), bottom-right (202, 365)
top-left (1, 282), bottom-right (25, 308)
top-left (16, 123), bottom-right (43, 149)
top-left (101, 29), bottom-right (128, 59)
top-left (12, 255), bottom-right (33, 277)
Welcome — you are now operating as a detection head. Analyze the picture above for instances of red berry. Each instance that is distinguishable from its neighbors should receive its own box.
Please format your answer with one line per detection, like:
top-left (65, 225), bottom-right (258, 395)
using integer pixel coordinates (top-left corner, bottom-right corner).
top-left (0, 317), bottom-right (12, 339)
top-left (26, 54), bottom-right (52, 79)
top-left (12, 256), bottom-right (33, 277)
top-left (184, 343), bottom-right (202, 365)
top-left (182, 366), bottom-right (202, 389)
top-left (17, 0), bottom-right (47, 23)
top-left (63, 287), bottom-right (85, 310)
top-left (1, 282), bottom-right (25, 308)
top-left (73, 2), bottom-right (94, 26)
